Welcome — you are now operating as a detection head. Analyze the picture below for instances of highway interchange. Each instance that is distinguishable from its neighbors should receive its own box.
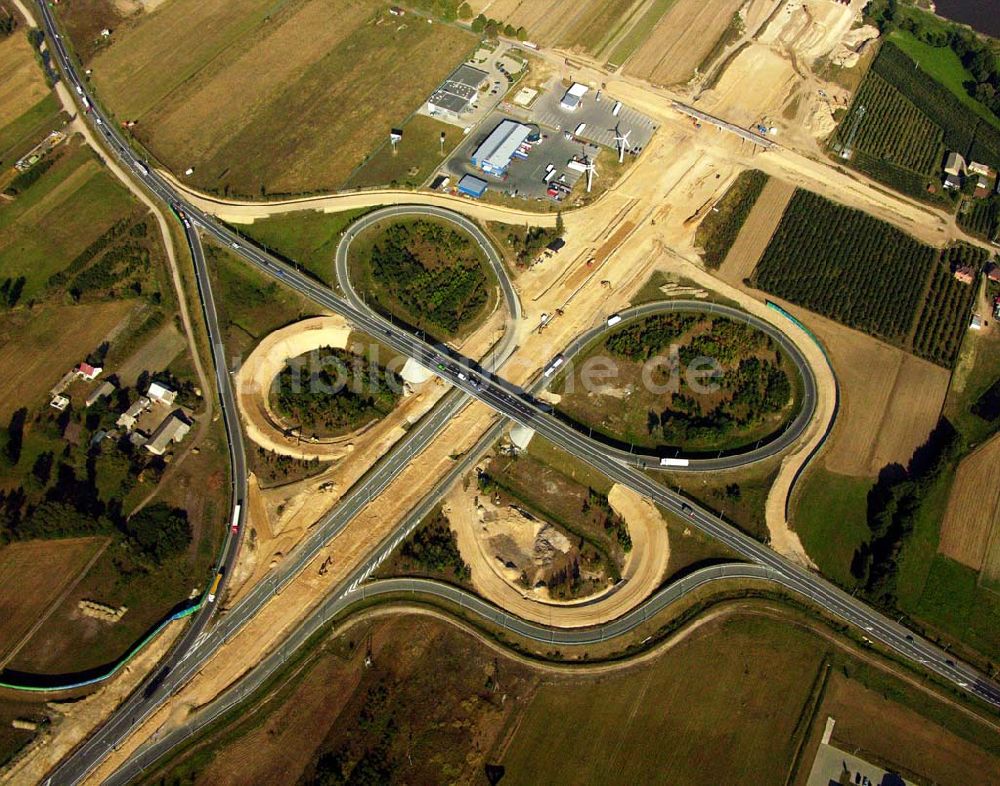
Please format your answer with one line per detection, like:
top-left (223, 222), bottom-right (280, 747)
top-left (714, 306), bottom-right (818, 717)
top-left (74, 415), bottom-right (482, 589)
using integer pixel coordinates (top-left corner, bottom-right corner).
top-left (29, 1), bottom-right (1000, 782)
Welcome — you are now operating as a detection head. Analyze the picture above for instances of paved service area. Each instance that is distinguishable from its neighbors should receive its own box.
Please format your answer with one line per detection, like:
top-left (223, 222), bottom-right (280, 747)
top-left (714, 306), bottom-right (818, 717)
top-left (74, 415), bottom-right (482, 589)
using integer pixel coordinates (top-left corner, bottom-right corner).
top-left (438, 77), bottom-right (656, 201)
top-left (806, 740), bottom-right (913, 786)
top-left (442, 110), bottom-right (588, 200)
top-left (529, 77), bottom-right (658, 153)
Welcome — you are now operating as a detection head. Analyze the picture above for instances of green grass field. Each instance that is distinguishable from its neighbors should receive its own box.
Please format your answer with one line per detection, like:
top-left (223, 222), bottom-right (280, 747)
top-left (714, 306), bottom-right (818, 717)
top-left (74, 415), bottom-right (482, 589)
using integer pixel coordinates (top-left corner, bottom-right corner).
top-left (205, 241), bottom-right (319, 356)
top-left (236, 208), bottom-right (370, 285)
top-left (792, 468), bottom-right (872, 588)
top-left (888, 31), bottom-right (1000, 130)
top-left (144, 603), bottom-right (1000, 786)
top-left (344, 114), bottom-right (459, 190)
top-left (0, 94), bottom-right (62, 167)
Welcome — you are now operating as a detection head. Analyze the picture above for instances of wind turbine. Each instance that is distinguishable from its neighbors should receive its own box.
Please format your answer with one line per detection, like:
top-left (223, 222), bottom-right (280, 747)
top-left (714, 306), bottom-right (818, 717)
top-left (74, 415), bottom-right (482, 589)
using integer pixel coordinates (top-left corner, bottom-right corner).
top-left (614, 125), bottom-right (632, 164)
top-left (585, 155), bottom-right (598, 193)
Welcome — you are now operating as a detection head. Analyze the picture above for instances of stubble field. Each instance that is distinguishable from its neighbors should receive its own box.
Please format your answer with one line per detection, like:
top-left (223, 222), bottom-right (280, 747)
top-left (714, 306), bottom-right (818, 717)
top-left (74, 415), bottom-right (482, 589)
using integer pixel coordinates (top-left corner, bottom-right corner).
top-left (625, 0), bottom-right (743, 84)
top-left (86, 0), bottom-right (475, 195)
top-left (470, 0), bottom-right (638, 55)
top-left (0, 537), bottom-right (108, 665)
top-left (774, 300), bottom-right (949, 478)
top-left (939, 433), bottom-right (1000, 576)
top-left (0, 30), bottom-right (50, 139)
top-left (716, 176), bottom-right (795, 284)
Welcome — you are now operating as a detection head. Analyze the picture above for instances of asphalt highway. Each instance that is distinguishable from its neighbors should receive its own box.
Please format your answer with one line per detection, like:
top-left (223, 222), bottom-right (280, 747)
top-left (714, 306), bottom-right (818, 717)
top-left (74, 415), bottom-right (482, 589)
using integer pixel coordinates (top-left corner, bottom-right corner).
top-left (30, 2), bottom-right (1000, 782)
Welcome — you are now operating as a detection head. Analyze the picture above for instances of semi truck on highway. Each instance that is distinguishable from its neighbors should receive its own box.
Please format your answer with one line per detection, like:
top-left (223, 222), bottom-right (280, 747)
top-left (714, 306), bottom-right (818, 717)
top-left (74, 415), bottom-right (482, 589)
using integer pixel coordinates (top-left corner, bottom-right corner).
top-left (207, 571), bottom-right (224, 603)
top-left (230, 503), bottom-right (242, 534)
top-left (660, 457), bottom-right (690, 467)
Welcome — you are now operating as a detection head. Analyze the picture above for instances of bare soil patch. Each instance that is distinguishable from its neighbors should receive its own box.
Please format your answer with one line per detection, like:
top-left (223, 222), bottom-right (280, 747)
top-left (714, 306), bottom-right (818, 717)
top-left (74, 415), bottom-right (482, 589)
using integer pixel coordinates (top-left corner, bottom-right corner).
top-left (717, 177), bottom-right (795, 286)
top-left (625, 0), bottom-right (743, 85)
top-left (939, 434), bottom-right (1000, 573)
top-left (699, 43), bottom-right (799, 126)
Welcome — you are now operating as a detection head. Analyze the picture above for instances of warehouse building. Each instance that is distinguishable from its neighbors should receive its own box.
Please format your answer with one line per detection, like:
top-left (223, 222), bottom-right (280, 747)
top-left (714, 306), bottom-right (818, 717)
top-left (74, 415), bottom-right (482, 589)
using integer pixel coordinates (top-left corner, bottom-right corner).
top-left (427, 64), bottom-right (489, 120)
top-left (471, 119), bottom-right (532, 176)
top-left (458, 174), bottom-right (488, 198)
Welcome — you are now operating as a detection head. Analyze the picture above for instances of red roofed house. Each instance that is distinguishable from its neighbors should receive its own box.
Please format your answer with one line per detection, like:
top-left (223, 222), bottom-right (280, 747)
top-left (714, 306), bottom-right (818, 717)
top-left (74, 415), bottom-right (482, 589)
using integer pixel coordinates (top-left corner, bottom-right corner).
top-left (987, 262), bottom-right (1000, 283)
top-left (952, 264), bottom-right (976, 285)
top-left (76, 362), bottom-right (102, 381)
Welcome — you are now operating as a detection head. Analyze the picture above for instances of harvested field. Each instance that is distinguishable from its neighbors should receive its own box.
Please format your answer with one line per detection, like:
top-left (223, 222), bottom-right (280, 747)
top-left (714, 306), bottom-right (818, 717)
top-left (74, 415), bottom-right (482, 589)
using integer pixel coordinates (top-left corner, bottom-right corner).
top-left (90, 0), bottom-right (475, 195)
top-left (717, 177), bottom-right (795, 286)
top-left (866, 355), bottom-right (949, 472)
top-left (0, 537), bottom-right (107, 665)
top-left (476, 0), bottom-right (639, 55)
top-left (0, 31), bottom-right (50, 134)
top-left (625, 0), bottom-right (743, 85)
top-left (113, 322), bottom-right (186, 387)
top-left (939, 434), bottom-right (1000, 573)
top-left (771, 301), bottom-right (949, 477)
top-left (0, 300), bottom-right (137, 421)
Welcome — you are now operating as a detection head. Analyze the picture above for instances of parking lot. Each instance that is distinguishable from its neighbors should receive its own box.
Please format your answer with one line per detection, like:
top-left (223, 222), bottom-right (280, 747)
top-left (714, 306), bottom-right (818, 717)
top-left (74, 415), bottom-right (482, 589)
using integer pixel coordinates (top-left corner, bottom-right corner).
top-left (529, 78), bottom-right (657, 154)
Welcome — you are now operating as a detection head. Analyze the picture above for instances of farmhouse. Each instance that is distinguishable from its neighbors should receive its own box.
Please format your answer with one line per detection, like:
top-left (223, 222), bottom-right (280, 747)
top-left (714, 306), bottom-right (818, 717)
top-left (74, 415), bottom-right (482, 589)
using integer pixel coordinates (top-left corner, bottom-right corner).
top-left (943, 173), bottom-right (962, 190)
top-left (147, 381), bottom-right (177, 407)
top-left (952, 264), bottom-right (976, 284)
top-left (944, 151), bottom-right (966, 176)
top-left (471, 119), bottom-right (532, 175)
top-left (560, 82), bottom-right (589, 111)
top-left (76, 362), bottom-right (102, 381)
top-left (50, 394), bottom-right (69, 411)
top-left (986, 262), bottom-right (1000, 283)
top-left (427, 64), bottom-right (488, 120)
top-left (144, 412), bottom-right (192, 456)
top-left (968, 160), bottom-right (992, 176)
